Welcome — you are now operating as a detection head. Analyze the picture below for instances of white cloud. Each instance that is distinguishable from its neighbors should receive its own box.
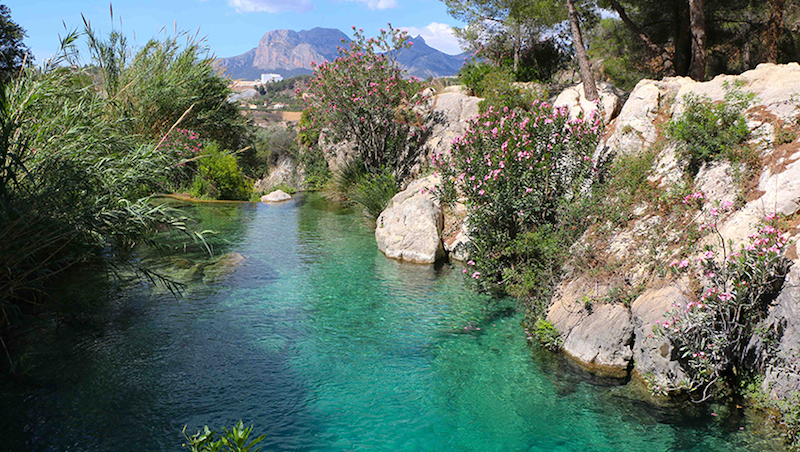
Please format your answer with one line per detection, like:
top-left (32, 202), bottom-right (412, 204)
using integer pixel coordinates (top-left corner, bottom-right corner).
top-left (402, 22), bottom-right (463, 55)
top-left (342, 0), bottom-right (397, 11)
top-left (227, 0), bottom-right (313, 13)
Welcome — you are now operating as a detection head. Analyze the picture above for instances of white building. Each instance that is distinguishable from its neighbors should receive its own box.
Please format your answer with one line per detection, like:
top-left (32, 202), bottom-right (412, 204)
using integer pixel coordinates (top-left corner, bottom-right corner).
top-left (261, 73), bottom-right (283, 84)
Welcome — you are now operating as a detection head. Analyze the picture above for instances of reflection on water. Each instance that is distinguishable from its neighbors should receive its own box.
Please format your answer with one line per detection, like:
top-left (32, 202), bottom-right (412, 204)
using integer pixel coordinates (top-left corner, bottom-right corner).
top-left (0, 194), bottom-right (786, 451)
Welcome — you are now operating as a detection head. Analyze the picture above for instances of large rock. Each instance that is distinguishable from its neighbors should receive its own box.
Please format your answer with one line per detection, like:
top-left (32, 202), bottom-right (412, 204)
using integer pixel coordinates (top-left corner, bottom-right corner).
top-left (630, 286), bottom-right (690, 391)
top-left (750, 261), bottom-right (800, 400)
top-left (375, 175), bottom-right (445, 264)
top-left (547, 277), bottom-right (634, 376)
top-left (442, 202), bottom-right (470, 261)
top-left (254, 156), bottom-right (303, 193)
top-left (261, 190), bottom-right (292, 202)
top-left (421, 92), bottom-right (482, 164)
top-left (601, 77), bottom-right (693, 159)
top-left (553, 81), bottom-right (625, 124)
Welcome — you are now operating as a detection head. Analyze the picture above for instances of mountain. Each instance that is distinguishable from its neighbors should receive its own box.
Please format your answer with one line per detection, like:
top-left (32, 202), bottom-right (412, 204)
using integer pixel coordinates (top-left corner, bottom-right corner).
top-left (217, 27), bottom-right (466, 80)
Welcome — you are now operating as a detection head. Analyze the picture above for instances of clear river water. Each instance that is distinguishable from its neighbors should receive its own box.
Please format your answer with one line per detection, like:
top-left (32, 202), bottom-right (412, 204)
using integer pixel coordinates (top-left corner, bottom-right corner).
top-left (0, 194), bottom-right (787, 451)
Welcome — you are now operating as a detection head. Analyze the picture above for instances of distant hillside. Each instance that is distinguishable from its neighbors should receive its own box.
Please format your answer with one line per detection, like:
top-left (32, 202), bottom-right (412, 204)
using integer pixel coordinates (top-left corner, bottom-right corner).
top-left (217, 27), bottom-right (466, 80)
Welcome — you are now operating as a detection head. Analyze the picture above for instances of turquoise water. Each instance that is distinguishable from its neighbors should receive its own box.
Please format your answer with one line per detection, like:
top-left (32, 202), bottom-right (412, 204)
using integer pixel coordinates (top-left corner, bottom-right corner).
top-left (0, 194), bottom-right (786, 451)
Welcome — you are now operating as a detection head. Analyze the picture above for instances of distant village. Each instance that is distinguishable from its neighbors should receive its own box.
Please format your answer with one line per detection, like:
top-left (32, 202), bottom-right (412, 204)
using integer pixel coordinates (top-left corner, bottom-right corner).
top-left (228, 73), bottom-right (304, 126)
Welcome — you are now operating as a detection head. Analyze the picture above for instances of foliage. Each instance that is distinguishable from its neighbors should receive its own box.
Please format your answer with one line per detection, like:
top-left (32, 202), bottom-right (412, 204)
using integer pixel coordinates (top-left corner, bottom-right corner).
top-left (183, 421), bottom-right (266, 452)
top-left (504, 224), bottom-right (569, 314)
top-left (458, 61), bottom-right (497, 97)
top-left (477, 69), bottom-right (537, 113)
top-left (436, 101), bottom-right (601, 295)
top-left (91, 28), bottom-right (250, 151)
top-left (533, 318), bottom-right (562, 351)
top-left (0, 5), bottom-right (32, 84)
top-left (303, 25), bottom-right (425, 177)
top-left (445, 0), bottom-right (565, 74)
top-left (587, 18), bottom-right (656, 91)
top-left (243, 126), bottom-right (298, 178)
top-left (667, 83), bottom-right (755, 174)
top-left (192, 143), bottom-right (252, 201)
top-left (156, 128), bottom-right (204, 189)
top-left (351, 170), bottom-right (398, 220)
top-left (0, 35), bottom-right (209, 348)
top-left (659, 211), bottom-right (791, 400)
top-left (297, 145), bottom-right (331, 191)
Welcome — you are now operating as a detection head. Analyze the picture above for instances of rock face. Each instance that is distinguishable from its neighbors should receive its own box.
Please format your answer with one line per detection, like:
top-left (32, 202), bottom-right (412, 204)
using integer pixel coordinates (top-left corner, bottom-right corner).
top-left (553, 81), bottom-right (625, 124)
top-left (752, 261), bottom-right (800, 400)
top-left (375, 175), bottom-right (444, 264)
top-left (422, 91), bottom-right (482, 163)
top-left (546, 277), bottom-right (633, 376)
top-left (261, 190), bottom-right (292, 202)
top-left (549, 63), bottom-right (800, 396)
top-left (630, 286), bottom-right (690, 390)
top-left (254, 157), bottom-right (303, 193)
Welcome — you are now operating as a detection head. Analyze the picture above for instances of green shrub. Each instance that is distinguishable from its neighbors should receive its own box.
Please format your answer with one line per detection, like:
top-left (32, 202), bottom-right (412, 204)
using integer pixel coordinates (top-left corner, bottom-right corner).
top-left (458, 61), bottom-right (497, 96)
top-left (351, 170), bottom-right (398, 219)
top-left (478, 69), bottom-right (536, 113)
top-left (182, 420), bottom-right (266, 452)
top-left (667, 82), bottom-right (755, 175)
top-left (192, 144), bottom-right (252, 201)
top-left (533, 319), bottom-right (562, 351)
top-left (297, 145), bottom-right (331, 191)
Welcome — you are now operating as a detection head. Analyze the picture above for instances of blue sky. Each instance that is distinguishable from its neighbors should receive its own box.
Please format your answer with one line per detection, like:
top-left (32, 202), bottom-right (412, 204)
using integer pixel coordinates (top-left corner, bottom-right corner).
top-left (7, 0), bottom-right (467, 63)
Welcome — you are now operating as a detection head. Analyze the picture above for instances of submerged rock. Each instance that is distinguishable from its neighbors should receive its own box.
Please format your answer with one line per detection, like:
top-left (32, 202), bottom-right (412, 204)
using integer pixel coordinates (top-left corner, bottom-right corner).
top-left (261, 190), bottom-right (292, 202)
top-left (375, 175), bottom-right (444, 264)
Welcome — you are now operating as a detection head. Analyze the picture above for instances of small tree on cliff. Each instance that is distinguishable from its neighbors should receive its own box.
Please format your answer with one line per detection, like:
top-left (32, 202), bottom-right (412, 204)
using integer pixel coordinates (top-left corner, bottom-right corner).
top-left (302, 25), bottom-right (425, 177)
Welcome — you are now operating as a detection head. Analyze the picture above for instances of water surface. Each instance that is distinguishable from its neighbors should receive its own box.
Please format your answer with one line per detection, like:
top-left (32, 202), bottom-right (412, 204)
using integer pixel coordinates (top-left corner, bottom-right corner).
top-left (0, 194), bottom-right (785, 451)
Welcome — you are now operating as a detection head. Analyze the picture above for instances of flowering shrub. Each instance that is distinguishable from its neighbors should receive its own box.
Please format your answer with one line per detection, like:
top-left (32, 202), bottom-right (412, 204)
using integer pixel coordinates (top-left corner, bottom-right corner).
top-left (301, 25), bottom-right (425, 176)
top-left (156, 128), bottom-right (204, 187)
top-left (660, 211), bottom-right (791, 399)
top-left (436, 102), bottom-right (601, 293)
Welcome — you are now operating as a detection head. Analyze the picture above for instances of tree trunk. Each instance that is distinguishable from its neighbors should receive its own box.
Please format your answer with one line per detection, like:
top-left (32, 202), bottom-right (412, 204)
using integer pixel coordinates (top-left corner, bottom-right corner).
top-left (674, 0), bottom-right (691, 76)
top-left (608, 0), bottom-right (676, 77)
top-left (766, 0), bottom-right (785, 63)
top-left (688, 0), bottom-right (707, 81)
top-left (567, 0), bottom-right (598, 101)
top-left (513, 22), bottom-right (520, 73)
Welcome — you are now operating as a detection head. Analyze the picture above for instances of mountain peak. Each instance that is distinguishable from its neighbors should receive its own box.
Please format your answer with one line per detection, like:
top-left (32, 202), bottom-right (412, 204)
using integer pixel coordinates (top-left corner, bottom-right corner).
top-left (219, 27), bottom-right (465, 80)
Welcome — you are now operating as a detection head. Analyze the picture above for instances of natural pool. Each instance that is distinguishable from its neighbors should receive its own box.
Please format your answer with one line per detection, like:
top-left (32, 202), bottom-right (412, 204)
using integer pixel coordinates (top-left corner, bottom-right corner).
top-left (0, 194), bottom-right (787, 451)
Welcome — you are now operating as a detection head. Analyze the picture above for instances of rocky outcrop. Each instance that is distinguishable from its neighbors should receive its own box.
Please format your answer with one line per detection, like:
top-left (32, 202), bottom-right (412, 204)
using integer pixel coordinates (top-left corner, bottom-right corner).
top-left (630, 286), bottom-right (690, 390)
top-left (750, 261), bottom-right (800, 400)
top-left (254, 156), bottom-right (304, 193)
top-left (549, 63), bottom-right (800, 395)
top-left (553, 81), bottom-right (625, 124)
top-left (375, 175), bottom-right (445, 264)
top-left (421, 91), bottom-right (482, 164)
top-left (261, 190), bottom-right (292, 202)
top-left (546, 277), bottom-right (633, 377)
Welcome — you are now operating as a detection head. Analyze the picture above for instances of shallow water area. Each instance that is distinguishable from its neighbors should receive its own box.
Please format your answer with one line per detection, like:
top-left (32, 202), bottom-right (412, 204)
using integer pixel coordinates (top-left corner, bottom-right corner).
top-left (0, 194), bottom-right (787, 451)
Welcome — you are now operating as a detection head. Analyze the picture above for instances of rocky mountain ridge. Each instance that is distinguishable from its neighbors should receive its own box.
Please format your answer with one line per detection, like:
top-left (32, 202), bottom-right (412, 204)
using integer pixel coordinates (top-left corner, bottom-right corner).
top-left (218, 27), bottom-right (467, 80)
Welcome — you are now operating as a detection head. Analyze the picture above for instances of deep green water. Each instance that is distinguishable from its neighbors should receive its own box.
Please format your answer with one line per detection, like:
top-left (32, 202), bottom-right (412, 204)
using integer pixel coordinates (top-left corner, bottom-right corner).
top-left (0, 194), bottom-right (786, 451)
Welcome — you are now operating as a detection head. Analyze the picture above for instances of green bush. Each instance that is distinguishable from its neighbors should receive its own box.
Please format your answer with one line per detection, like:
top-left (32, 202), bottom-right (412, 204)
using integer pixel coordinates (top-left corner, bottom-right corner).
top-left (667, 83), bottom-right (755, 175)
top-left (457, 61), bottom-right (497, 96)
top-left (192, 144), bottom-right (252, 201)
top-left (351, 170), bottom-right (398, 219)
top-left (182, 420), bottom-right (266, 452)
top-left (533, 319), bottom-right (562, 351)
top-left (478, 69), bottom-right (537, 114)
top-left (297, 145), bottom-right (331, 191)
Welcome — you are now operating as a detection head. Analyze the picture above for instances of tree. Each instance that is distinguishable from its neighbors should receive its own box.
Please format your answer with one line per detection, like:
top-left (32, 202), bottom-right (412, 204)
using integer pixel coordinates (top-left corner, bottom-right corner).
top-left (566, 0), bottom-right (599, 100)
top-left (0, 5), bottom-right (32, 83)
top-left (688, 0), bottom-right (707, 80)
top-left (765, 0), bottom-right (786, 63)
top-left (444, 0), bottom-right (564, 73)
